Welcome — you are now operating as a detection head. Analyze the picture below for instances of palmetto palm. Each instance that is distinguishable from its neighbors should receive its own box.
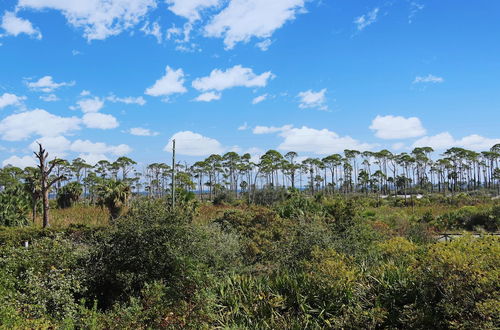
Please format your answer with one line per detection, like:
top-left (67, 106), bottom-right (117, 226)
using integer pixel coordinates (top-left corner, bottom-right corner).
top-left (96, 180), bottom-right (131, 220)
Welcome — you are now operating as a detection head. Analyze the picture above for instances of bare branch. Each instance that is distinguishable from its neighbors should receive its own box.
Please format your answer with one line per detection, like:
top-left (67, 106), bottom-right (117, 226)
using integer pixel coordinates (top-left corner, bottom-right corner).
top-left (48, 175), bottom-right (66, 189)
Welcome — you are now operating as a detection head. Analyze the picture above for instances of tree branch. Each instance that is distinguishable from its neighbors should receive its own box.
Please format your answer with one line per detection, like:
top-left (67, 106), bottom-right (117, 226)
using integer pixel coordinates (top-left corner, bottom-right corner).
top-left (48, 175), bottom-right (66, 189)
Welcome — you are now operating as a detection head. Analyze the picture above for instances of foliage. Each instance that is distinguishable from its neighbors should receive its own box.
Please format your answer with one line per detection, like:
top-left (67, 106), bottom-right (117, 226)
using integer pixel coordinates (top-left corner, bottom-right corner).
top-left (0, 196), bottom-right (499, 328)
top-left (433, 205), bottom-right (500, 232)
top-left (95, 179), bottom-right (131, 220)
top-left (56, 182), bottom-right (83, 209)
top-left (0, 185), bottom-right (31, 227)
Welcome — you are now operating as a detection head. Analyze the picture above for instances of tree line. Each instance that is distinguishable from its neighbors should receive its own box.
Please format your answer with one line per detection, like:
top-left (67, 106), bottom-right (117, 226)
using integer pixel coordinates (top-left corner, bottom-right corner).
top-left (1, 144), bottom-right (500, 199)
top-left (0, 143), bottom-right (499, 227)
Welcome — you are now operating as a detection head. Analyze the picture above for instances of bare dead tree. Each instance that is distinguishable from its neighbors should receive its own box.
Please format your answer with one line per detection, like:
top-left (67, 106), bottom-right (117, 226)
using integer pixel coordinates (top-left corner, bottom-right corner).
top-left (34, 143), bottom-right (66, 228)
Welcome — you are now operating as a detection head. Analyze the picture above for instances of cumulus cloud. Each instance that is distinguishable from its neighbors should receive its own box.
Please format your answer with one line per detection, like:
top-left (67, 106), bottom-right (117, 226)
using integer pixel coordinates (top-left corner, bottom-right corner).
top-left (39, 94), bottom-right (59, 102)
top-left (128, 127), bottom-right (159, 136)
top-left (164, 131), bottom-right (224, 156)
top-left (252, 93), bottom-right (268, 104)
top-left (278, 126), bottom-right (373, 154)
top-left (1, 11), bottom-right (41, 39)
top-left (0, 109), bottom-right (81, 141)
top-left (77, 153), bottom-right (109, 165)
top-left (412, 132), bottom-right (500, 151)
top-left (413, 74), bottom-right (444, 84)
top-left (2, 155), bottom-right (36, 168)
top-left (22, 136), bottom-right (132, 165)
top-left (253, 124), bottom-right (292, 134)
top-left (18, 0), bottom-right (157, 41)
top-left (167, 0), bottom-right (221, 22)
top-left (297, 88), bottom-right (327, 110)
top-left (192, 65), bottom-right (274, 92)
top-left (392, 142), bottom-right (406, 151)
top-left (75, 97), bottom-right (104, 113)
top-left (107, 94), bottom-right (146, 105)
top-left (204, 0), bottom-right (306, 49)
top-left (82, 112), bottom-right (119, 129)
top-left (253, 125), bottom-right (373, 154)
top-left (354, 8), bottom-right (379, 31)
top-left (26, 76), bottom-right (75, 93)
top-left (140, 21), bottom-right (162, 43)
top-left (29, 135), bottom-right (72, 159)
top-left (0, 93), bottom-right (25, 109)
top-left (194, 92), bottom-right (221, 102)
top-left (256, 39), bottom-right (272, 51)
top-left (71, 139), bottom-right (131, 156)
top-left (369, 115), bottom-right (427, 139)
top-left (145, 66), bottom-right (187, 97)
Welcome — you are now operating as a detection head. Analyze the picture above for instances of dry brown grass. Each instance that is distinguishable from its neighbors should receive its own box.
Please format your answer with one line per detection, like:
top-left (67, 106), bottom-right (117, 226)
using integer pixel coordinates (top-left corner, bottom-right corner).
top-left (34, 205), bottom-right (109, 228)
top-left (194, 202), bottom-right (250, 224)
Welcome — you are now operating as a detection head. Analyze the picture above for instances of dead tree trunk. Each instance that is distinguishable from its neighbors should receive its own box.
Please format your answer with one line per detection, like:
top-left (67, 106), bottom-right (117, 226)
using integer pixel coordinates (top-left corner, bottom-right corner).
top-left (34, 143), bottom-right (65, 228)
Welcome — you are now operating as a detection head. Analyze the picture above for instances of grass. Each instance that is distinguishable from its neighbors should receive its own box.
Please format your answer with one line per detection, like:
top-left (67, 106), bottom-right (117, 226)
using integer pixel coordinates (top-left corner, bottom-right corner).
top-left (34, 204), bottom-right (109, 228)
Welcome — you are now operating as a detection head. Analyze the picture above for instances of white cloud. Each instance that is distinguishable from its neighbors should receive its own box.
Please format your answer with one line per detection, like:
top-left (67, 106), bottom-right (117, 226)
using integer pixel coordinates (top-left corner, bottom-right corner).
top-left (166, 22), bottom-right (194, 46)
top-left (2, 155), bottom-right (36, 168)
top-left (252, 93), bottom-right (268, 104)
top-left (1, 11), bottom-right (41, 39)
top-left (238, 122), bottom-right (248, 131)
top-left (0, 93), bottom-right (25, 109)
top-left (77, 153), bottom-right (109, 165)
top-left (26, 76), bottom-right (75, 93)
top-left (141, 21), bottom-right (162, 43)
top-left (413, 74), bottom-right (444, 84)
top-left (128, 127), bottom-right (159, 136)
top-left (107, 94), bottom-right (146, 106)
top-left (80, 90), bottom-right (91, 96)
top-left (354, 8), bottom-right (379, 31)
top-left (392, 142), bottom-right (406, 151)
top-left (71, 139), bottom-right (131, 156)
top-left (0, 109), bottom-right (81, 141)
top-left (145, 66), bottom-right (187, 97)
top-left (297, 88), bottom-right (327, 110)
top-left (369, 115), bottom-right (427, 139)
top-left (18, 0), bottom-right (157, 41)
top-left (413, 132), bottom-right (500, 151)
top-left (409, 2), bottom-right (424, 23)
top-left (75, 97), bottom-right (104, 113)
top-left (256, 39), bottom-right (272, 51)
top-left (167, 0), bottom-right (221, 22)
top-left (192, 65), bottom-right (274, 92)
top-left (24, 136), bottom-right (132, 164)
top-left (253, 124), bottom-right (293, 134)
top-left (29, 135), bottom-right (72, 159)
top-left (40, 94), bottom-right (59, 102)
top-left (82, 112), bottom-right (119, 129)
top-left (204, 0), bottom-right (306, 49)
top-left (164, 131), bottom-right (224, 156)
top-left (277, 126), bottom-right (374, 154)
top-left (194, 92), bottom-right (221, 102)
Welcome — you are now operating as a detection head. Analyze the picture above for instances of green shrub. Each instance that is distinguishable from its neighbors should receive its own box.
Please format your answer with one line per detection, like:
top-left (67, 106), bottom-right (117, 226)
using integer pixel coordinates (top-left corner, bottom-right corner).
top-left (411, 235), bottom-right (500, 328)
top-left (0, 185), bottom-right (31, 227)
top-left (0, 236), bottom-right (87, 322)
top-left (56, 182), bottom-right (83, 209)
top-left (435, 205), bottom-right (500, 232)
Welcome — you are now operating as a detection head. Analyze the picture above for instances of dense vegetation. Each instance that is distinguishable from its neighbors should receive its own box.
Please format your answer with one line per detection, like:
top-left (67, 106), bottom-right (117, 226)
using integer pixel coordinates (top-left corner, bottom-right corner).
top-left (0, 144), bottom-right (499, 328)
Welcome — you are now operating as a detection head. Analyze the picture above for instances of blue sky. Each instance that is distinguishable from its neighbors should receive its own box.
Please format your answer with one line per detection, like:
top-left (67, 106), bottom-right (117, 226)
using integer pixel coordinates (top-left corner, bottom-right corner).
top-left (1, 0), bottom-right (499, 168)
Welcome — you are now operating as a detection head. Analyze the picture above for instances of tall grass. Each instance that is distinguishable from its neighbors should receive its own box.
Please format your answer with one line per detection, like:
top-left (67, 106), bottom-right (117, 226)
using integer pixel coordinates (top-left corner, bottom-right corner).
top-left (34, 205), bottom-right (109, 228)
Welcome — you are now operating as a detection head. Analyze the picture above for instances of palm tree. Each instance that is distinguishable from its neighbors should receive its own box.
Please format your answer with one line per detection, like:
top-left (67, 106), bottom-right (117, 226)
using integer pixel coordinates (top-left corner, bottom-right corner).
top-left (96, 180), bottom-right (131, 221)
top-left (56, 182), bottom-right (83, 209)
